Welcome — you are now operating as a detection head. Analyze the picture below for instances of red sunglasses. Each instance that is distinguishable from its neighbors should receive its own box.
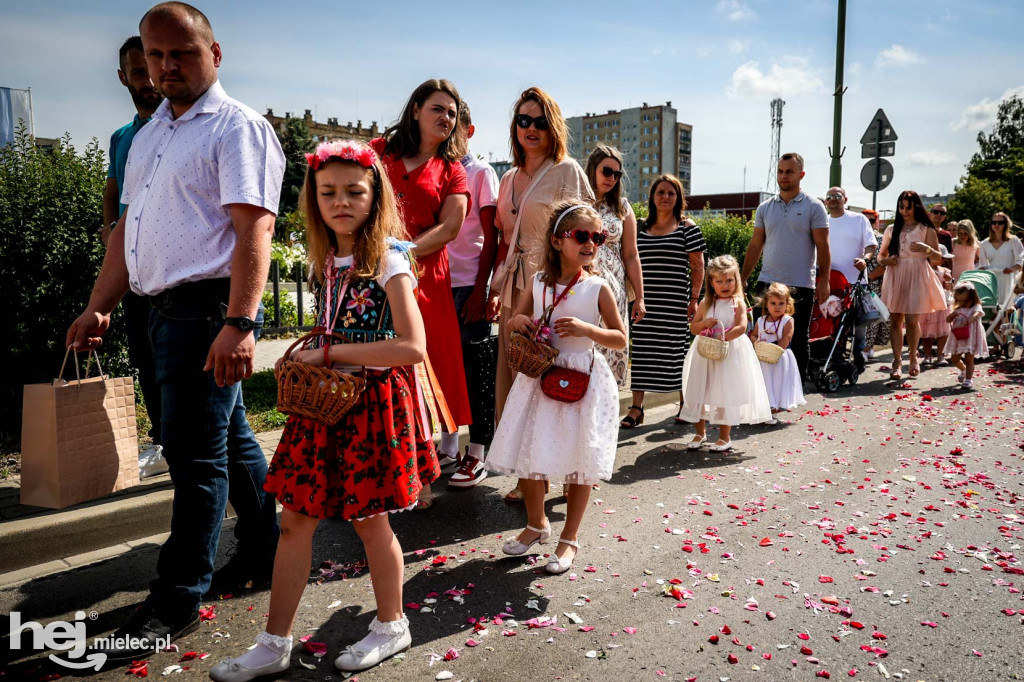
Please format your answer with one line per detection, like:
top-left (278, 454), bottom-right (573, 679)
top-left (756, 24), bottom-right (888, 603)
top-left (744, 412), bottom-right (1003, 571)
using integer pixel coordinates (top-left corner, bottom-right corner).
top-left (566, 229), bottom-right (608, 246)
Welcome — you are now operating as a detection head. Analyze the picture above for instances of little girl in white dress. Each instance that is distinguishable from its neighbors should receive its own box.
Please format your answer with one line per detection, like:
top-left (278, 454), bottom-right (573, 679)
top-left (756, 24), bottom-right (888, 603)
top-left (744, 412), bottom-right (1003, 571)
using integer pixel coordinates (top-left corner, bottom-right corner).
top-left (678, 255), bottom-right (771, 451)
top-left (488, 201), bottom-right (626, 575)
top-left (750, 282), bottom-right (806, 422)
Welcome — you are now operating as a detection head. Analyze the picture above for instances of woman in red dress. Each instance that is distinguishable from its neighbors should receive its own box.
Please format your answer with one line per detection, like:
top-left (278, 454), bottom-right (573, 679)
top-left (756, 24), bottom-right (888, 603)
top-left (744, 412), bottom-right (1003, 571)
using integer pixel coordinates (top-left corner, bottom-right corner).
top-left (371, 79), bottom-right (471, 505)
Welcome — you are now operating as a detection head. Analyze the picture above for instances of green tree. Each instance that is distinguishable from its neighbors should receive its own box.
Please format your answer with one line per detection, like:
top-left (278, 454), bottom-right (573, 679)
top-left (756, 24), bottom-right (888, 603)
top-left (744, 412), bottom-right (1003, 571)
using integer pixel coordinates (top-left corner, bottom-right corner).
top-left (950, 94), bottom-right (1024, 231)
top-left (0, 127), bottom-right (131, 439)
top-left (275, 117), bottom-right (314, 229)
top-left (947, 175), bottom-right (1014, 240)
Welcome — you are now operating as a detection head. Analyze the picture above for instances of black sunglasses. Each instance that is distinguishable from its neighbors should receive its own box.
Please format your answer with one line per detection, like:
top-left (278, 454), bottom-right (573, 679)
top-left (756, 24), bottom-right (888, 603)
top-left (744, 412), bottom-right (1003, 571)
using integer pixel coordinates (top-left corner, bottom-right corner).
top-left (930, 209), bottom-right (947, 215)
top-left (566, 229), bottom-right (608, 246)
top-left (992, 220), bottom-right (1008, 225)
top-left (515, 114), bottom-right (549, 131)
top-left (600, 166), bottom-right (624, 180)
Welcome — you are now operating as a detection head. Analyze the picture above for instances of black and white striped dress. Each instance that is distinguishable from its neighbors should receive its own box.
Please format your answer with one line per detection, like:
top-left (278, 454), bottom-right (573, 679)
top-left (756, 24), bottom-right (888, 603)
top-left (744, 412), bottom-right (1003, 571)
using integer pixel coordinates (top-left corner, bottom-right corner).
top-left (630, 223), bottom-right (706, 392)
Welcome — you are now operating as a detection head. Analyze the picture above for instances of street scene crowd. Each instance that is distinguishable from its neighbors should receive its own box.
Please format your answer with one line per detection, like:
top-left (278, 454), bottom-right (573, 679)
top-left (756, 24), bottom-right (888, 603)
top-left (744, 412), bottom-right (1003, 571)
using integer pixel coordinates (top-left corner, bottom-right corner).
top-left (6, 1), bottom-right (1023, 680)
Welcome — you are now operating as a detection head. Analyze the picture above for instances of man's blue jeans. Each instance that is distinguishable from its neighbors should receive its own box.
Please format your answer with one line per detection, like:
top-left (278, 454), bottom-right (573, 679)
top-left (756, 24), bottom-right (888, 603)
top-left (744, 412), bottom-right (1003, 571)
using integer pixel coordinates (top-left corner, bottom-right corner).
top-left (146, 283), bottom-right (278, 618)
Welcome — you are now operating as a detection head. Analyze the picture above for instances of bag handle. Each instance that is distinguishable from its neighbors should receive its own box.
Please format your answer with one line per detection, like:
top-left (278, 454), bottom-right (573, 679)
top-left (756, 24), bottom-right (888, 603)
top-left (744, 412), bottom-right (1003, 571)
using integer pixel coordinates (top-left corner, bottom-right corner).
top-left (532, 270), bottom-right (583, 342)
top-left (57, 348), bottom-right (105, 387)
top-left (279, 327), bottom-right (366, 376)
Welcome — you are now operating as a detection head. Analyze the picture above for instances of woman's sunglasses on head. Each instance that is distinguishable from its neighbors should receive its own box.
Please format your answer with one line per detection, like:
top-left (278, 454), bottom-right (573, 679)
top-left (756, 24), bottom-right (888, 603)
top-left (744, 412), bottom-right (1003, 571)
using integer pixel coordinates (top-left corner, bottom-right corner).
top-left (515, 114), bottom-right (549, 131)
top-left (600, 166), bottom-right (623, 180)
top-left (565, 229), bottom-right (608, 246)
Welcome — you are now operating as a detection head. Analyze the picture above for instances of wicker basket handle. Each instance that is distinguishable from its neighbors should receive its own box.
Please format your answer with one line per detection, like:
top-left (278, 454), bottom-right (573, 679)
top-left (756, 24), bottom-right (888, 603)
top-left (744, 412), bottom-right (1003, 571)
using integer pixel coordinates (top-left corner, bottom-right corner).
top-left (279, 326), bottom-right (366, 375)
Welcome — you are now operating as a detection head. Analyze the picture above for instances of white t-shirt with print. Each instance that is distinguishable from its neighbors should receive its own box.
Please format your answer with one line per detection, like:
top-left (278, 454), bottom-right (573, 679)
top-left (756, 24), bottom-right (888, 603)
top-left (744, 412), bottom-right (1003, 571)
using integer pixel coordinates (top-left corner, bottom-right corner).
top-left (448, 153), bottom-right (499, 288)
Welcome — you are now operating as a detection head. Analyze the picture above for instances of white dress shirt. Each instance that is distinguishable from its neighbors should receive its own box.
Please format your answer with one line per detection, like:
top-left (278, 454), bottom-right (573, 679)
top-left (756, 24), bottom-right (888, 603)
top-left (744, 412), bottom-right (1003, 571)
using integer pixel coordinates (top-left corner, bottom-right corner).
top-left (121, 80), bottom-right (285, 296)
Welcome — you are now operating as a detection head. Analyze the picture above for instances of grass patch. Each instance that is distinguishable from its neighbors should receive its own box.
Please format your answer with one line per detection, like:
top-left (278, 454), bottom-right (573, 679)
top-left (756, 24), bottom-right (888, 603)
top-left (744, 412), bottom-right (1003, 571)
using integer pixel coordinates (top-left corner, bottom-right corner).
top-left (242, 369), bottom-right (288, 432)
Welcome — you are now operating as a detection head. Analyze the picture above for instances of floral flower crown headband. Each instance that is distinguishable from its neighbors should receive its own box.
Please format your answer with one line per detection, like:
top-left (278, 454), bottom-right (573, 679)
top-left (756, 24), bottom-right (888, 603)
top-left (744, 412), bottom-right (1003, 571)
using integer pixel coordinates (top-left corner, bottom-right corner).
top-left (305, 140), bottom-right (379, 171)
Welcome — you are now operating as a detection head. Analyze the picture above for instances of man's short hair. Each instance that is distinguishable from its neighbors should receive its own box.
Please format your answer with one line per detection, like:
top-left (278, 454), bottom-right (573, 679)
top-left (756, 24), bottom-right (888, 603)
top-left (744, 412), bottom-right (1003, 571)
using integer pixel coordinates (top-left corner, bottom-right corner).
top-left (459, 101), bottom-right (472, 129)
top-left (780, 152), bottom-right (804, 170)
top-left (140, 2), bottom-right (214, 43)
top-left (119, 36), bottom-right (144, 71)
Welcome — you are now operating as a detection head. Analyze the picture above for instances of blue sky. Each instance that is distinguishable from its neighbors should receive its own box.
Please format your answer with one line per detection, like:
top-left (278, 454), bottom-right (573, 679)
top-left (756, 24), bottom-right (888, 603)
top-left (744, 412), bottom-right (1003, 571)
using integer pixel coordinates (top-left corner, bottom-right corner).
top-left (2, 0), bottom-right (1022, 213)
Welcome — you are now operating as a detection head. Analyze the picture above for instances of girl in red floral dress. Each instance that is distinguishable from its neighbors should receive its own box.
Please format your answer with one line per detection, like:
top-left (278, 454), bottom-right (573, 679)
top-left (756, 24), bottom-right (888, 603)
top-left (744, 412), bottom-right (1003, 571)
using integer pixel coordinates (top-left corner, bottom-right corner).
top-left (209, 141), bottom-right (438, 682)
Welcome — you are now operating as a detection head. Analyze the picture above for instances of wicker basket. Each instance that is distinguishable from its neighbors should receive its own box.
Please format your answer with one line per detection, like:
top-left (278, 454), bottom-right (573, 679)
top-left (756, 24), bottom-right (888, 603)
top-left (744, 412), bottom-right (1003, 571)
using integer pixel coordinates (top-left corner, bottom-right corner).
top-left (275, 329), bottom-right (366, 425)
top-left (754, 341), bottom-right (785, 364)
top-left (695, 322), bottom-right (729, 361)
top-left (506, 330), bottom-right (559, 378)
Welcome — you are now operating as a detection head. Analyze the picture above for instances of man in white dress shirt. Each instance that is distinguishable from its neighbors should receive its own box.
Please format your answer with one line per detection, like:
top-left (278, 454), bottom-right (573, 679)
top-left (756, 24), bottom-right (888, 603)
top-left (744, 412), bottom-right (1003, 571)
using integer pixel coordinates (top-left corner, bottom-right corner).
top-left (67, 2), bottom-right (283, 661)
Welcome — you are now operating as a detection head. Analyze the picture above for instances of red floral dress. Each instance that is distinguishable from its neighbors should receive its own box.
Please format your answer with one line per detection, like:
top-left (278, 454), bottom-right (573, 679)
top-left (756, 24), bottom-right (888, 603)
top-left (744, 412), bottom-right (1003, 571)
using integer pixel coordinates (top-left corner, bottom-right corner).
top-left (265, 252), bottom-right (439, 521)
top-left (370, 138), bottom-right (473, 427)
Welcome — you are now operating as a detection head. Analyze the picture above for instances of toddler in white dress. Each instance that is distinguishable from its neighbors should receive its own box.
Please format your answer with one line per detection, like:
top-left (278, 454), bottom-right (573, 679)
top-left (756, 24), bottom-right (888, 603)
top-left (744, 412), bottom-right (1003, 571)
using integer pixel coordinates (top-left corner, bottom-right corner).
top-left (678, 255), bottom-right (771, 451)
top-left (750, 282), bottom-right (806, 422)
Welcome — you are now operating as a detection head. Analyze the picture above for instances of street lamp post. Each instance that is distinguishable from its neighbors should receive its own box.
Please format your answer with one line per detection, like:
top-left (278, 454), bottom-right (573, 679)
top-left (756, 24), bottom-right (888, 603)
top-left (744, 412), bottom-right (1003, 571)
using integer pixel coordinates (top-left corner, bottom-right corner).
top-left (829, 0), bottom-right (848, 187)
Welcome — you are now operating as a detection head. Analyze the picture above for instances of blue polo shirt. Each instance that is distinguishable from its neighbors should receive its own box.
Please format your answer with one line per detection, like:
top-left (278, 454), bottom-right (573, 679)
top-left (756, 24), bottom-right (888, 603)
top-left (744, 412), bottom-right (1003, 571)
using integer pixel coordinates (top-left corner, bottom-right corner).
top-left (107, 114), bottom-right (149, 216)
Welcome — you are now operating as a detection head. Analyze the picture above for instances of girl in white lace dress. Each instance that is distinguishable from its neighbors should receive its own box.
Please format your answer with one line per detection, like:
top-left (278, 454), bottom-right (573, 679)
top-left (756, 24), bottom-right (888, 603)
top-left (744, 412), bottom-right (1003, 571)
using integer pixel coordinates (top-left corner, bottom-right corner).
top-left (488, 201), bottom-right (626, 575)
top-left (749, 283), bottom-right (805, 420)
top-left (678, 255), bottom-right (771, 451)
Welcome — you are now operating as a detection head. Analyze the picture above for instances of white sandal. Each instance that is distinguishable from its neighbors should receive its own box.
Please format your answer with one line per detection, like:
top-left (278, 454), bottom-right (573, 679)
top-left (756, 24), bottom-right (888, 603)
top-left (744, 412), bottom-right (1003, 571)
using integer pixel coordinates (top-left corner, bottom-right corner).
top-left (502, 523), bottom-right (551, 555)
top-left (687, 434), bottom-right (707, 450)
top-left (710, 440), bottom-right (733, 452)
top-left (209, 632), bottom-right (292, 681)
top-left (335, 616), bottom-right (411, 672)
top-left (544, 538), bottom-right (580, 575)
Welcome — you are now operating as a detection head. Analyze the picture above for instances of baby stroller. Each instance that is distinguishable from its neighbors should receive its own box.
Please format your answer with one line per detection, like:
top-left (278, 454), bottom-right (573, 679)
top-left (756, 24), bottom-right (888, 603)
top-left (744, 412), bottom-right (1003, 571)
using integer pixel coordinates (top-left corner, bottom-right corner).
top-left (957, 270), bottom-right (1015, 358)
top-left (806, 270), bottom-right (865, 392)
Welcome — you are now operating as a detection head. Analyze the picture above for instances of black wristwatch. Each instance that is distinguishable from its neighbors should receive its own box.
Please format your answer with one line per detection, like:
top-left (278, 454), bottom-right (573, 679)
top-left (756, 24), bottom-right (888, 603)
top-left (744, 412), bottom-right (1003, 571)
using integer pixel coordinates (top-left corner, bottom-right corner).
top-left (223, 316), bottom-right (256, 332)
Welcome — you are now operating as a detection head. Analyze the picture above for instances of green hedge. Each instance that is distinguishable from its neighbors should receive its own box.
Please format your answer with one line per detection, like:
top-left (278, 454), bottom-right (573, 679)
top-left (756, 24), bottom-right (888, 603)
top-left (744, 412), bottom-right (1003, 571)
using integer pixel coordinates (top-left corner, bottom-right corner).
top-left (0, 129), bottom-right (131, 439)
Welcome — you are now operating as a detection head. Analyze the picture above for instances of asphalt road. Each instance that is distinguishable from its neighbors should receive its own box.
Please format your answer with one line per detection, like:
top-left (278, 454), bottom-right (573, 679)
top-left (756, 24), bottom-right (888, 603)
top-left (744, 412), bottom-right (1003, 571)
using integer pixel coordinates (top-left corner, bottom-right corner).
top-left (3, 352), bottom-right (1023, 682)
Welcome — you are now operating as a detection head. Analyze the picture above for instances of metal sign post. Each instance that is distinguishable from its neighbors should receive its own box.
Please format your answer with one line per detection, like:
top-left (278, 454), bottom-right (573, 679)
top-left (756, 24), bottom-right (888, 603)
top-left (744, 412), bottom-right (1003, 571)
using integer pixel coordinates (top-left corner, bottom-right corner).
top-left (860, 109), bottom-right (897, 209)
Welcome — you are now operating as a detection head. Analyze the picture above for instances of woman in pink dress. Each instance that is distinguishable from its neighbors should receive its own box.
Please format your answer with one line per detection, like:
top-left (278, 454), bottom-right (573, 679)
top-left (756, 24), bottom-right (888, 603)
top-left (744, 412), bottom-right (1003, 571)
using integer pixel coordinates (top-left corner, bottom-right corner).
top-left (878, 190), bottom-right (947, 380)
top-left (952, 220), bottom-right (980, 280)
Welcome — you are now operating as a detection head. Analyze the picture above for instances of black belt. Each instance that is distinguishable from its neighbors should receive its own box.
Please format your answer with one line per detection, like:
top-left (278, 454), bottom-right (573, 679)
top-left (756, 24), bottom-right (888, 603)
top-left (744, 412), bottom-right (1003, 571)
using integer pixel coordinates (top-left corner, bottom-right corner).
top-left (147, 278), bottom-right (231, 309)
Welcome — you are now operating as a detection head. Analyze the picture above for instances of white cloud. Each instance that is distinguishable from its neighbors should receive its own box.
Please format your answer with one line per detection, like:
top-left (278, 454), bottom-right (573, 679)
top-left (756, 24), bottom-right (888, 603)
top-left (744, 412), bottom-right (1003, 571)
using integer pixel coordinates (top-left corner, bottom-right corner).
top-left (906, 151), bottom-right (958, 167)
top-left (949, 84), bottom-right (1024, 132)
top-left (716, 0), bottom-right (755, 21)
top-left (728, 39), bottom-right (749, 56)
top-left (848, 62), bottom-right (862, 76)
top-left (875, 44), bottom-right (924, 68)
top-left (727, 58), bottom-right (824, 98)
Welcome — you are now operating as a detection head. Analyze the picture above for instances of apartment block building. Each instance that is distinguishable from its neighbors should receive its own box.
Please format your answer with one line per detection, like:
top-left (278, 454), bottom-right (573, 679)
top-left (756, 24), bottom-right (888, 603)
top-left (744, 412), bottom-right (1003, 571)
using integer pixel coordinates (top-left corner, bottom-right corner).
top-left (567, 101), bottom-right (693, 200)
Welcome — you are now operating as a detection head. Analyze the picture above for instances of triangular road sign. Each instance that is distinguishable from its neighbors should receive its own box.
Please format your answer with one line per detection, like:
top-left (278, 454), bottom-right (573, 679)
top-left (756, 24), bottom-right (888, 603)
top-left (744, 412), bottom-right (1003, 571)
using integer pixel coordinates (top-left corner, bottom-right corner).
top-left (860, 109), bottom-right (898, 144)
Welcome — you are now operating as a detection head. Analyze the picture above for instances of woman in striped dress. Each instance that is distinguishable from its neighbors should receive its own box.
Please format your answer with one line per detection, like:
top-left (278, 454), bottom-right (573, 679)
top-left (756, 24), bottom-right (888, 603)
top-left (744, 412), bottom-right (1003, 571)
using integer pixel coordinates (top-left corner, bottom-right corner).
top-left (621, 175), bottom-right (706, 428)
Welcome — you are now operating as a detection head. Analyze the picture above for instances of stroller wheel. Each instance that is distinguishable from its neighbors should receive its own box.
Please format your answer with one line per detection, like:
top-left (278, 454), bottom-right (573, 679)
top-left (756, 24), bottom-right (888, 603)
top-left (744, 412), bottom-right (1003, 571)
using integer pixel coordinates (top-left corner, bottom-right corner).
top-left (1008, 342), bottom-right (1018, 360)
top-left (821, 371), bottom-right (841, 393)
top-left (847, 366), bottom-right (860, 385)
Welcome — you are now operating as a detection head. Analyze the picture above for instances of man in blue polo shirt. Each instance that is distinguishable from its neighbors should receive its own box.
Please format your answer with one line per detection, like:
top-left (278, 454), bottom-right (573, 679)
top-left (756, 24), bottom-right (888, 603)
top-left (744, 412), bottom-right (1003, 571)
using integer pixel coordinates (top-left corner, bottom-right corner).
top-left (103, 35), bottom-right (165, 477)
top-left (741, 152), bottom-right (831, 382)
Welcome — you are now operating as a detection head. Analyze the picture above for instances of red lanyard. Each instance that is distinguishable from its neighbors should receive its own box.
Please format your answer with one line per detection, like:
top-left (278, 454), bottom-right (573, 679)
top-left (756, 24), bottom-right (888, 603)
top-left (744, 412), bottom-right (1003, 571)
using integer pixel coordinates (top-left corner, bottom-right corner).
top-left (322, 251), bottom-right (353, 332)
top-left (541, 269), bottom-right (583, 323)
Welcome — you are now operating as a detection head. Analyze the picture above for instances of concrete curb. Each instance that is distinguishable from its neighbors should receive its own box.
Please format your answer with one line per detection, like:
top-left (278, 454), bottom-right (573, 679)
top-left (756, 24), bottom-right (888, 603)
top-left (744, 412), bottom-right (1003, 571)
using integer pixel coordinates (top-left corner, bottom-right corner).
top-left (0, 390), bottom-right (678, 588)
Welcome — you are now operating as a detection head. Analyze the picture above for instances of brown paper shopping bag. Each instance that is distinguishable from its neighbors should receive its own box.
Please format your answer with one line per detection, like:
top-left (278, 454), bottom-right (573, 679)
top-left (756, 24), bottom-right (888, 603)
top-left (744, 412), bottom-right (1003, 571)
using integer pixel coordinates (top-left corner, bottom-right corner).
top-left (20, 349), bottom-right (139, 509)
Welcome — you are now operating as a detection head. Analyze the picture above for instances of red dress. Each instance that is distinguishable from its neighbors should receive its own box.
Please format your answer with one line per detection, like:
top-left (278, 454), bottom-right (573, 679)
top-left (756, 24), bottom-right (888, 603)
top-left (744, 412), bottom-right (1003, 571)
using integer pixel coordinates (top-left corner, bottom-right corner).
top-left (371, 138), bottom-right (472, 427)
top-left (265, 252), bottom-right (439, 520)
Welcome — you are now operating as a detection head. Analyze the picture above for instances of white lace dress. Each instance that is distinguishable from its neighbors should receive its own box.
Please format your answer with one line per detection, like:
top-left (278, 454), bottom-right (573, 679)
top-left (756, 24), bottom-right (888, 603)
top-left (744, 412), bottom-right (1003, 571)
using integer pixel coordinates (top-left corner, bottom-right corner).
top-left (595, 201), bottom-right (630, 387)
top-left (487, 274), bottom-right (620, 484)
top-left (754, 315), bottom-right (806, 411)
top-left (678, 299), bottom-right (772, 426)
